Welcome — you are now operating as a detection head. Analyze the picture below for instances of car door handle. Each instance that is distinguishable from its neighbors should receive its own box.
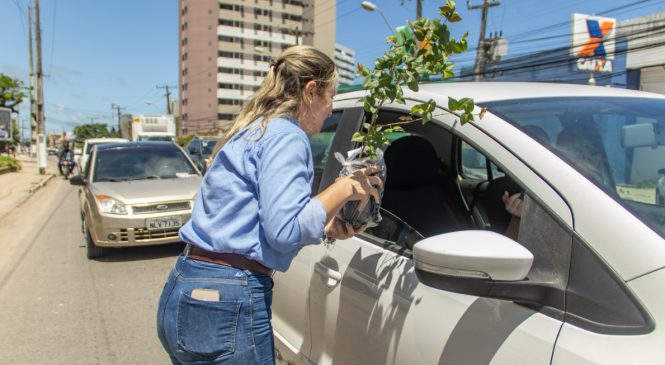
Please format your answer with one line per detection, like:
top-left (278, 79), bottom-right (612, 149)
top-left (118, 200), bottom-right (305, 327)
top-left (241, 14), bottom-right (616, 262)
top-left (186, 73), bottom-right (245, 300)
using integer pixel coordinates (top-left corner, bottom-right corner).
top-left (314, 261), bottom-right (342, 288)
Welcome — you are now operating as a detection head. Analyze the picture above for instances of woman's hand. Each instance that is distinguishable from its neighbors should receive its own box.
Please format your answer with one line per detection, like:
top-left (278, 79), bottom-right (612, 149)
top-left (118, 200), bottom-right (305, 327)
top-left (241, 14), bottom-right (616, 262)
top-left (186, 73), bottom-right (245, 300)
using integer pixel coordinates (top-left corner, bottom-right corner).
top-left (324, 217), bottom-right (365, 240)
top-left (340, 165), bottom-right (384, 212)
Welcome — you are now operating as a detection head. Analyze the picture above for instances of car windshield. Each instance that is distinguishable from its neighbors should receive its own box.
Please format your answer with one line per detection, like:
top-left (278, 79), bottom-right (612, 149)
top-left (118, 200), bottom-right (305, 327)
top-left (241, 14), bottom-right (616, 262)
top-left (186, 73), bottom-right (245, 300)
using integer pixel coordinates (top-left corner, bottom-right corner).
top-left (201, 139), bottom-right (217, 155)
top-left (92, 146), bottom-right (198, 182)
top-left (484, 96), bottom-right (665, 238)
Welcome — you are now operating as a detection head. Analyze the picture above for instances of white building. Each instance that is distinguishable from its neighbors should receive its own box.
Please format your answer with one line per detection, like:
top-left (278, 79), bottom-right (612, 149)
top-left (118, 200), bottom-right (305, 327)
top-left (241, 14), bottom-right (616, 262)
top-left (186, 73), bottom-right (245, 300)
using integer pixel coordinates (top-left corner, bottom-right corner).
top-left (335, 43), bottom-right (357, 85)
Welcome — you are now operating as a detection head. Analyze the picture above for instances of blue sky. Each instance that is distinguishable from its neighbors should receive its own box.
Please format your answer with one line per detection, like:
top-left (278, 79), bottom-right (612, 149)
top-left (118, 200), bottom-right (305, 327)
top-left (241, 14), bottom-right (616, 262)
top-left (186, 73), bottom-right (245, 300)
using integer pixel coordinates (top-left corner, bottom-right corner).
top-left (2, 0), bottom-right (665, 136)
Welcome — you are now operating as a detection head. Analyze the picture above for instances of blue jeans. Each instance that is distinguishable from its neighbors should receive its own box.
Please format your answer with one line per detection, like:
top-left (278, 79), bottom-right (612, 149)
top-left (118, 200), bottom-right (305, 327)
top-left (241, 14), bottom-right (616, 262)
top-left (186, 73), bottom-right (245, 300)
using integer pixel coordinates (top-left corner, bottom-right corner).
top-left (157, 254), bottom-right (275, 364)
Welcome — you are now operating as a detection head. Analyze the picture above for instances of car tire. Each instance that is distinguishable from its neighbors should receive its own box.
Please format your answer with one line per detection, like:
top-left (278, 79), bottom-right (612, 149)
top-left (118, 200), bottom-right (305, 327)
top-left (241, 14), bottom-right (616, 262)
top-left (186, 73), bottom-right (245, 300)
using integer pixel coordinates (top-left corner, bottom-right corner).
top-left (83, 218), bottom-right (108, 259)
top-left (657, 188), bottom-right (664, 206)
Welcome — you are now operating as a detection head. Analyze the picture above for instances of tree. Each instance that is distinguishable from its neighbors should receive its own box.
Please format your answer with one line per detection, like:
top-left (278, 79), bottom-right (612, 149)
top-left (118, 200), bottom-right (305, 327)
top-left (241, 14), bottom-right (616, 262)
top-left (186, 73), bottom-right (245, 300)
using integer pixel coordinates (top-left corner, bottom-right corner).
top-left (12, 118), bottom-right (19, 144)
top-left (0, 74), bottom-right (25, 113)
top-left (73, 123), bottom-right (113, 140)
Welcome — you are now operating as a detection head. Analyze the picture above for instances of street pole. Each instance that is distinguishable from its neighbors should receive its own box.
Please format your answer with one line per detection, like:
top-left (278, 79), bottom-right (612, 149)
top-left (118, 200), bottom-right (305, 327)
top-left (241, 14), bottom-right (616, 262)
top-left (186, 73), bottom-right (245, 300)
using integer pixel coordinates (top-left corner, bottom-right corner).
top-left (112, 103), bottom-right (124, 135)
top-left (157, 85), bottom-right (174, 114)
top-left (468, 0), bottom-right (500, 81)
top-left (35, 0), bottom-right (47, 174)
top-left (28, 5), bottom-right (38, 159)
top-left (416, 0), bottom-right (423, 19)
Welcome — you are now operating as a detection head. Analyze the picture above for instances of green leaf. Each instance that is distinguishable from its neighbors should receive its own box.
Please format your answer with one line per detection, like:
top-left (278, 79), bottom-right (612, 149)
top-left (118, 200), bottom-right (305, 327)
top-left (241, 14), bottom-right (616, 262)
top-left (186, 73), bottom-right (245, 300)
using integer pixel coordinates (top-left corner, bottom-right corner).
top-left (448, 97), bottom-right (460, 111)
top-left (351, 132), bottom-right (366, 142)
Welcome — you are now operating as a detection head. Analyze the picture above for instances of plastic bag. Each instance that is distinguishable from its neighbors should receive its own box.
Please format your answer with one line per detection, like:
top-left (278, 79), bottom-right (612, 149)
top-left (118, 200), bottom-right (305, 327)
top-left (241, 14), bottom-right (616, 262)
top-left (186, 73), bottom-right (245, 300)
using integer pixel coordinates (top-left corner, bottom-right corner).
top-left (334, 147), bottom-right (387, 228)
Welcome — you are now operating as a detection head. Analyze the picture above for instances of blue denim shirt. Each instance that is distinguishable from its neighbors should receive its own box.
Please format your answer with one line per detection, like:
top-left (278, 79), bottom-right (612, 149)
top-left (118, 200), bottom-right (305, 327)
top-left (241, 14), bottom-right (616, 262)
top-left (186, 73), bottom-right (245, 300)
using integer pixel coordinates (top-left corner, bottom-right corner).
top-left (179, 117), bottom-right (327, 272)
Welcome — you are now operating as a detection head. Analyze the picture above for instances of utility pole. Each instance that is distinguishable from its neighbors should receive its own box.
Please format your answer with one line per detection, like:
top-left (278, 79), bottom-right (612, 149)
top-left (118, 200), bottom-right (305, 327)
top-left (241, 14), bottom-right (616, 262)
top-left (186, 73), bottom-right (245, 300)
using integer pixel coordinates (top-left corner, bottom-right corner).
top-left (28, 5), bottom-right (38, 159)
top-left (111, 103), bottom-right (124, 134)
top-left (399, 0), bottom-right (423, 20)
top-left (35, 0), bottom-right (47, 174)
top-left (468, 0), bottom-right (500, 81)
top-left (156, 85), bottom-right (175, 114)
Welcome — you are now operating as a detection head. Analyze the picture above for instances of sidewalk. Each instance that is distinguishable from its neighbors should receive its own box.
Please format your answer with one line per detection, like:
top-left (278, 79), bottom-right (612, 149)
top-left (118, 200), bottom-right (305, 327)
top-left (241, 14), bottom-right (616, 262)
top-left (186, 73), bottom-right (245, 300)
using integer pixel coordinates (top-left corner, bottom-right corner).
top-left (0, 154), bottom-right (57, 222)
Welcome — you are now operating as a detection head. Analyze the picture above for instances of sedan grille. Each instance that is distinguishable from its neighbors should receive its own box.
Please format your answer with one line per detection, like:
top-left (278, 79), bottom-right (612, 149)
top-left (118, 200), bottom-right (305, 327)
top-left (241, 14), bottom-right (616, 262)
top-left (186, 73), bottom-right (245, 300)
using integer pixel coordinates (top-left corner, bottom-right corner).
top-left (134, 227), bottom-right (180, 240)
top-left (132, 201), bottom-right (191, 214)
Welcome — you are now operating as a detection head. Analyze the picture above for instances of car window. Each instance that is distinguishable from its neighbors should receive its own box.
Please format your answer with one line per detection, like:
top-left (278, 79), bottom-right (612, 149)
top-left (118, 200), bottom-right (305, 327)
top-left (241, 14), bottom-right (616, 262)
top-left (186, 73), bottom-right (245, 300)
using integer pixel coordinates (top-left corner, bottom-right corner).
top-left (93, 146), bottom-right (197, 182)
top-left (360, 110), bottom-right (474, 251)
top-left (460, 140), bottom-right (505, 180)
top-left (201, 139), bottom-right (217, 155)
top-left (485, 97), bottom-right (665, 239)
top-left (308, 111), bottom-right (342, 192)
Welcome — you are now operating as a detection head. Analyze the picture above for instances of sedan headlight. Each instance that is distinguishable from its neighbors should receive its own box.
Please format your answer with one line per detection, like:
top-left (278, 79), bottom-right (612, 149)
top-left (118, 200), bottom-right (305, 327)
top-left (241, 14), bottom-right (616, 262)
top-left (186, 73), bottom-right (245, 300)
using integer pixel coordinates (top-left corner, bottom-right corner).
top-left (96, 195), bottom-right (128, 215)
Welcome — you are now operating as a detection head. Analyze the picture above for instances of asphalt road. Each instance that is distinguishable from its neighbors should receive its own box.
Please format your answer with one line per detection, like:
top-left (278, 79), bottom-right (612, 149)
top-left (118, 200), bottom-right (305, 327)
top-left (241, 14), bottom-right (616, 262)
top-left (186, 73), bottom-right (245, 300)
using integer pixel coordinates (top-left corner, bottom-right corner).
top-left (0, 176), bottom-right (184, 364)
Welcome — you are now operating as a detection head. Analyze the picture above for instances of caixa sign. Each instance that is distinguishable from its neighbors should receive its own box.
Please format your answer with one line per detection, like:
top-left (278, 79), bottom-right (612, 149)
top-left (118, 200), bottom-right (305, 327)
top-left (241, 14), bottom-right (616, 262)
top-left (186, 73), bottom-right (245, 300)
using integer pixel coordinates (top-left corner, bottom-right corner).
top-left (577, 58), bottom-right (613, 73)
top-left (571, 13), bottom-right (616, 74)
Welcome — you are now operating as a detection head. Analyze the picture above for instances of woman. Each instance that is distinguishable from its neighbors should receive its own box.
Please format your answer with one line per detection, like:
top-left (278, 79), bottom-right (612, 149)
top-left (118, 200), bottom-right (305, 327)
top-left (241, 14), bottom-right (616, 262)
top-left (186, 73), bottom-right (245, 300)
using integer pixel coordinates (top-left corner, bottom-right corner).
top-left (156, 45), bottom-right (382, 364)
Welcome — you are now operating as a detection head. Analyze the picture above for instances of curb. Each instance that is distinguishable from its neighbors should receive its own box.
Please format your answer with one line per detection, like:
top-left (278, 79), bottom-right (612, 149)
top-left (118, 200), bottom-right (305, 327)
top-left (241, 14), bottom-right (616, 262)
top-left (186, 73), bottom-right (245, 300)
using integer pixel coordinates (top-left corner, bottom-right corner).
top-left (28, 174), bottom-right (55, 194)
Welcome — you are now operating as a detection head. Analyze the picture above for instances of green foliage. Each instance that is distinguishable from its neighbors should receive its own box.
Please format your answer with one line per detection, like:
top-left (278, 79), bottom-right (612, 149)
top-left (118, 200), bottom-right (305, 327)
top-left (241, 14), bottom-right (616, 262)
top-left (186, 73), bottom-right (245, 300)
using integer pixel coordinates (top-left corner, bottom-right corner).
top-left (12, 118), bottom-right (20, 144)
top-left (355, 0), bottom-right (484, 159)
top-left (0, 74), bottom-right (25, 113)
top-left (0, 155), bottom-right (22, 170)
top-left (176, 134), bottom-right (194, 148)
top-left (73, 123), bottom-right (114, 140)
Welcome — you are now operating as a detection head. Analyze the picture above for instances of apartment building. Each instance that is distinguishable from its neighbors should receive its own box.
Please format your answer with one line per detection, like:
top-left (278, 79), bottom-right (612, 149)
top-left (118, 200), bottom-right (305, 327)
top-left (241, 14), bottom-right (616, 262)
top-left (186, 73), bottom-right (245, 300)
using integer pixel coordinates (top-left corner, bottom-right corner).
top-left (335, 43), bottom-right (356, 85)
top-left (178, 0), bottom-right (336, 135)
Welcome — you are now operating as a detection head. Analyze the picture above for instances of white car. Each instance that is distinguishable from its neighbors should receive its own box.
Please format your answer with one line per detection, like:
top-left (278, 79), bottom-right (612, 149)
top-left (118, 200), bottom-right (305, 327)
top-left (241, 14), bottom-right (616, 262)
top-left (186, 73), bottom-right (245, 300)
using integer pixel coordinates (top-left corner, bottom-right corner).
top-left (77, 137), bottom-right (129, 174)
top-left (272, 82), bottom-right (665, 364)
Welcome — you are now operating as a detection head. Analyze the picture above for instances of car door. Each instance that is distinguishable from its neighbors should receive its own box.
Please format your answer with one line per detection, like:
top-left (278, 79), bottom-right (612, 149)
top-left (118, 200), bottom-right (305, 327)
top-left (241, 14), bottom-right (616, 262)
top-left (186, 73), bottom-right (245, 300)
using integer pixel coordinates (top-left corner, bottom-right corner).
top-left (306, 103), bottom-right (573, 365)
top-left (272, 108), bottom-right (358, 364)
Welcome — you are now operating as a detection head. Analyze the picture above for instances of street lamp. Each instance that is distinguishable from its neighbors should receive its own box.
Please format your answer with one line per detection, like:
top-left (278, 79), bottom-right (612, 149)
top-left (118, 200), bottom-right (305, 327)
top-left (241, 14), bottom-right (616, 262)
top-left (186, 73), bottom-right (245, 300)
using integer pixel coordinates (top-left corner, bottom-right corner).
top-left (361, 1), bottom-right (396, 36)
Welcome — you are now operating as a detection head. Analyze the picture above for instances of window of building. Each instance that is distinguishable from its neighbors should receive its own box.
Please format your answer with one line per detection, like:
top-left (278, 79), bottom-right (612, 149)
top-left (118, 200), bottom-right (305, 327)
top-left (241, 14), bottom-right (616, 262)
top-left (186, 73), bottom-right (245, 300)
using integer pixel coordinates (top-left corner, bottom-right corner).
top-left (218, 113), bottom-right (235, 120)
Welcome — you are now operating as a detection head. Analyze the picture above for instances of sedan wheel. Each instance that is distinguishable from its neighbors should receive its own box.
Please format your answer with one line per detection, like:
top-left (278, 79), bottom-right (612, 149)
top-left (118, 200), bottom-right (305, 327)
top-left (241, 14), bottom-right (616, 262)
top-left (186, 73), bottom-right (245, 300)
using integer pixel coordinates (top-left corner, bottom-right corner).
top-left (83, 217), bottom-right (108, 259)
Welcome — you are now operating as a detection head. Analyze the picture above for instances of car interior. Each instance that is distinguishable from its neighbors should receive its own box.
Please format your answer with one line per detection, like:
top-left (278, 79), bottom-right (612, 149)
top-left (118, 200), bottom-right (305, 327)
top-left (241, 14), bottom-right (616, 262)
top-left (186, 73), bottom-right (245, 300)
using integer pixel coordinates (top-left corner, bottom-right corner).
top-left (360, 110), bottom-right (527, 252)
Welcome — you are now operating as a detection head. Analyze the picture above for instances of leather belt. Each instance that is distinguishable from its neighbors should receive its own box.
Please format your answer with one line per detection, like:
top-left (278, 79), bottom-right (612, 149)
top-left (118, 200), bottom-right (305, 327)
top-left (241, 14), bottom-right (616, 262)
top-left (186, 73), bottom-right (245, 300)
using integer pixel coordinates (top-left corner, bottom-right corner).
top-left (186, 244), bottom-right (274, 276)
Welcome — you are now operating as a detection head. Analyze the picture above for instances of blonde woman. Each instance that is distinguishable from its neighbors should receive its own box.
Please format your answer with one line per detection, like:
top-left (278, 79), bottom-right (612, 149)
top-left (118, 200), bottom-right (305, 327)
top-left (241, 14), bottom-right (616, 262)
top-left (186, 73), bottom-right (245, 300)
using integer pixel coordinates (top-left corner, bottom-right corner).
top-left (157, 45), bottom-right (382, 364)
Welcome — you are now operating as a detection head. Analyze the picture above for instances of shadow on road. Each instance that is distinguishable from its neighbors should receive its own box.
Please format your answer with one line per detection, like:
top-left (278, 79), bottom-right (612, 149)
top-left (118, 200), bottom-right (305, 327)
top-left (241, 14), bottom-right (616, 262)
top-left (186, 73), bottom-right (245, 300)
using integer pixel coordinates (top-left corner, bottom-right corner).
top-left (89, 242), bottom-right (185, 263)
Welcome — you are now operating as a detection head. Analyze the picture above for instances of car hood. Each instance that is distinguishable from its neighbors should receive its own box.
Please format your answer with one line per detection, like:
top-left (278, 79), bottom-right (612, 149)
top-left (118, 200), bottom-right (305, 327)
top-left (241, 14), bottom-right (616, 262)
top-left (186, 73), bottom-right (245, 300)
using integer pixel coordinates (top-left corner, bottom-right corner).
top-left (89, 176), bottom-right (202, 204)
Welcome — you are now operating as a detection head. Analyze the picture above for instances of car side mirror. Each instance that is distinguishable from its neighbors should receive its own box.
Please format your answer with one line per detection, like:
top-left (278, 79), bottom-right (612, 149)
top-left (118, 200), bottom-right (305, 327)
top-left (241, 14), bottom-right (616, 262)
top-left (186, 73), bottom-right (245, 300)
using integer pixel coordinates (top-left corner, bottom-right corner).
top-left (413, 230), bottom-right (533, 281)
top-left (622, 123), bottom-right (656, 148)
top-left (412, 231), bottom-right (550, 305)
top-left (69, 175), bottom-right (86, 186)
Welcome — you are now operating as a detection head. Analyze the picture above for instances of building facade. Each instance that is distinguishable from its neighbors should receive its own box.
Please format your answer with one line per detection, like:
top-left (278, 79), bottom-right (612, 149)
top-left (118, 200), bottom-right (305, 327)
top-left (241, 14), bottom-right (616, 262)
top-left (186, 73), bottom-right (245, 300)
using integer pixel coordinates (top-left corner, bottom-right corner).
top-left (178, 0), bottom-right (336, 136)
top-left (335, 43), bottom-right (356, 85)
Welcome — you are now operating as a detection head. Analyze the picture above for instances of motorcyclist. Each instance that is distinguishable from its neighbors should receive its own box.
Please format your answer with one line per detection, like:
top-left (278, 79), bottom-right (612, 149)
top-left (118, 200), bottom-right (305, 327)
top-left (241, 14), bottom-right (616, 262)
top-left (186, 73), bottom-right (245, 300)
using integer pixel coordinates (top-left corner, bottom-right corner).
top-left (58, 142), bottom-right (75, 176)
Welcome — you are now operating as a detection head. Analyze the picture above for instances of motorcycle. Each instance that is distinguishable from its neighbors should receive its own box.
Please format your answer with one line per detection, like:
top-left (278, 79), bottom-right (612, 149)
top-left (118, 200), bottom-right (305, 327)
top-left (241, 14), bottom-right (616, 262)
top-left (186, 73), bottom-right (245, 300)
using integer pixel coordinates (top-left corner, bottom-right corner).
top-left (58, 155), bottom-right (77, 179)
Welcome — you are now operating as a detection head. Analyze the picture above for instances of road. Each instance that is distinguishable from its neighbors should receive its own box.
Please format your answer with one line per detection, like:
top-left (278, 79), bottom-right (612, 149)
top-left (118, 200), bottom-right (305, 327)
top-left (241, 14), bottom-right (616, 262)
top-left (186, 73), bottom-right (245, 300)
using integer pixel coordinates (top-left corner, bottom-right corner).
top-left (0, 176), bottom-right (183, 364)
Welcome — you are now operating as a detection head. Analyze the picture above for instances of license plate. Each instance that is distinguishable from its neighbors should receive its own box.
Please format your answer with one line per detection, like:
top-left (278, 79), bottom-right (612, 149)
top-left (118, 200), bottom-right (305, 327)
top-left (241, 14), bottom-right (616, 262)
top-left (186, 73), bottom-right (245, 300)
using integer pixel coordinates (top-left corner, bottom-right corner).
top-left (147, 216), bottom-right (182, 230)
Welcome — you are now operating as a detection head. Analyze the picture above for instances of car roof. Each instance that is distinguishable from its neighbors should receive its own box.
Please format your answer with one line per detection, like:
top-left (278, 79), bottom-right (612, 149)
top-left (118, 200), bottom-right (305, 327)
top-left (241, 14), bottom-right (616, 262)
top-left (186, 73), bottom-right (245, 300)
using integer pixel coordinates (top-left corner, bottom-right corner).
top-left (85, 138), bottom-right (129, 144)
top-left (95, 141), bottom-right (178, 151)
top-left (335, 81), bottom-right (665, 104)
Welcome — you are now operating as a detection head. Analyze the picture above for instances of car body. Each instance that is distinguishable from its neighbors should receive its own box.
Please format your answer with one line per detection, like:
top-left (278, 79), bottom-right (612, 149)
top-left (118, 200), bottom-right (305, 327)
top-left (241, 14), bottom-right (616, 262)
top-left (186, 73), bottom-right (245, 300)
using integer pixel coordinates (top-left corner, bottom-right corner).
top-left (77, 137), bottom-right (129, 174)
top-left (70, 142), bottom-right (202, 259)
top-left (272, 82), bottom-right (665, 364)
top-left (47, 146), bottom-right (58, 155)
top-left (185, 136), bottom-right (218, 174)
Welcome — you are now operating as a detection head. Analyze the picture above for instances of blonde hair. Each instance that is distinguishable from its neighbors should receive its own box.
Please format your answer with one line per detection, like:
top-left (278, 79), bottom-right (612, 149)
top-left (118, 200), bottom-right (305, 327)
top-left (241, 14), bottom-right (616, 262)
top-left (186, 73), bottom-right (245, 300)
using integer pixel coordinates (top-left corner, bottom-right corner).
top-left (212, 45), bottom-right (337, 157)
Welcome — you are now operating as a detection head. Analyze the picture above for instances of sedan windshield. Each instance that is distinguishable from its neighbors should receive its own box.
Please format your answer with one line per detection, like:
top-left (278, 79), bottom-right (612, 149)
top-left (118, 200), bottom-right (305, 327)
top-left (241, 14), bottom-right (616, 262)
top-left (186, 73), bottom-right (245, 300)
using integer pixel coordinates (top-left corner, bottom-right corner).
top-left (201, 139), bottom-right (217, 155)
top-left (93, 146), bottom-right (197, 182)
top-left (485, 97), bottom-right (665, 238)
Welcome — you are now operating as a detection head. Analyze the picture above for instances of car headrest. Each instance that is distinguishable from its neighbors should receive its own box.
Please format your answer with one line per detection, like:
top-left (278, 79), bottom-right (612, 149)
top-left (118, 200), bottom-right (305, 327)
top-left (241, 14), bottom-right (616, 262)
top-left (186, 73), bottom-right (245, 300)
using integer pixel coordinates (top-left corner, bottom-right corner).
top-left (384, 135), bottom-right (440, 188)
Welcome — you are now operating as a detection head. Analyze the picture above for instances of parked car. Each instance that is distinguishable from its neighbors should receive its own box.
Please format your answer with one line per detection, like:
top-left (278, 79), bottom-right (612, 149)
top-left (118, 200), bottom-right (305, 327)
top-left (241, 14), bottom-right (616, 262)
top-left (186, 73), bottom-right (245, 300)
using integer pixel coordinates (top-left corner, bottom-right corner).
top-left (185, 136), bottom-right (218, 174)
top-left (70, 142), bottom-right (201, 259)
top-left (77, 137), bottom-right (129, 174)
top-left (272, 82), bottom-right (665, 365)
